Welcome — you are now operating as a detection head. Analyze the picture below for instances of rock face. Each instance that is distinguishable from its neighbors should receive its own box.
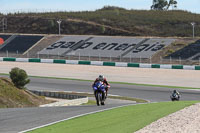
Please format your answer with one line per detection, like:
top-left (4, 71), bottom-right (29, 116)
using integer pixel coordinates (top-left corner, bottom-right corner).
top-left (135, 103), bottom-right (200, 133)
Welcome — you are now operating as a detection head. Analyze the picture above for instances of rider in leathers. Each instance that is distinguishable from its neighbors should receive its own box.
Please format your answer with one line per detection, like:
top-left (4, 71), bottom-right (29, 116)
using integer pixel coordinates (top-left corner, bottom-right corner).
top-left (92, 75), bottom-right (110, 98)
top-left (172, 90), bottom-right (180, 98)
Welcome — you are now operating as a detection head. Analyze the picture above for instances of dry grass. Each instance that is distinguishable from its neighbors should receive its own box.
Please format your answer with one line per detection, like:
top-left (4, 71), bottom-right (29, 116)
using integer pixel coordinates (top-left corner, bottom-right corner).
top-left (0, 77), bottom-right (52, 108)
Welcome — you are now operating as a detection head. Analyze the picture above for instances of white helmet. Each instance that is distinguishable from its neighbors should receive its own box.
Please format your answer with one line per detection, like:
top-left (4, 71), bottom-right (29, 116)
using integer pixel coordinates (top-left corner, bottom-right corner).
top-left (98, 75), bottom-right (104, 81)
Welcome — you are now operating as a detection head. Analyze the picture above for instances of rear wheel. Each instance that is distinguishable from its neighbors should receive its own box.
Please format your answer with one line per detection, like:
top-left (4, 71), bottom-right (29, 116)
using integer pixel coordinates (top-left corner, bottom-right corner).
top-left (101, 102), bottom-right (105, 105)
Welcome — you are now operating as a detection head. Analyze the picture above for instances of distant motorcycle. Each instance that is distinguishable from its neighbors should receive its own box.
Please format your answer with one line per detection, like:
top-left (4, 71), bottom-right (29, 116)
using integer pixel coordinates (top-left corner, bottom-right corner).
top-left (170, 93), bottom-right (180, 101)
top-left (93, 81), bottom-right (106, 106)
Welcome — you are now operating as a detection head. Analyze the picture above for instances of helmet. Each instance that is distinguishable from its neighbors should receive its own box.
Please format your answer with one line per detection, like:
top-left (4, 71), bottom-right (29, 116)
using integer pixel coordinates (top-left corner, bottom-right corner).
top-left (98, 75), bottom-right (104, 81)
top-left (173, 90), bottom-right (177, 93)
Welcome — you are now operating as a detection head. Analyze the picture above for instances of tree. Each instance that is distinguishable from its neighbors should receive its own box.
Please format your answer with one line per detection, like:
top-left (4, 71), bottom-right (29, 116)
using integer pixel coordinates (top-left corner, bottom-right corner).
top-left (167, 0), bottom-right (177, 9)
top-left (151, 0), bottom-right (177, 10)
top-left (9, 67), bottom-right (30, 89)
top-left (100, 25), bottom-right (105, 34)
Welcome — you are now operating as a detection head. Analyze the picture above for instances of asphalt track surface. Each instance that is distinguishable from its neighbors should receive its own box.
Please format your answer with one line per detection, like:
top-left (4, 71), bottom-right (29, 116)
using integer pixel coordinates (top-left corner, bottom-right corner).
top-left (1, 77), bottom-right (200, 133)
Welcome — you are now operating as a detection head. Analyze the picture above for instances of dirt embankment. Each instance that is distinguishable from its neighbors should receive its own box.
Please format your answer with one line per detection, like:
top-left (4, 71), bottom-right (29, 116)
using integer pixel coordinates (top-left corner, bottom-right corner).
top-left (0, 77), bottom-right (51, 108)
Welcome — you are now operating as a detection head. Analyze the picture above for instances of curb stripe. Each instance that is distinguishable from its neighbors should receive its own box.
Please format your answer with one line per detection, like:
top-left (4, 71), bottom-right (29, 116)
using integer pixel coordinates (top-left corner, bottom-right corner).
top-left (78, 61), bottom-right (91, 65)
top-left (29, 58), bottom-right (41, 62)
top-left (103, 62), bottom-right (115, 66)
top-left (127, 63), bottom-right (139, 67)
top-left (91, 61), bottom-right (103, 66)
top-left (172, 65), bottom-right (183, 69)
top-left (53, 59), bottom-right (66, 64)
top-left (0, 57), bottom-right (199, 70)
top-left (41, 59), bottom-right (54, 63)
top-left (16, 58), bottom-right (29, 62)
top-left (3, 57), bottom-right (16, 61)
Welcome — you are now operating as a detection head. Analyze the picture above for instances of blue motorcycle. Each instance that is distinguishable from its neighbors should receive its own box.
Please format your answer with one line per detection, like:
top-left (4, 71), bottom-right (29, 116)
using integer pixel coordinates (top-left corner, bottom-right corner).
top-left (93, 81), bottom-right (106, 106)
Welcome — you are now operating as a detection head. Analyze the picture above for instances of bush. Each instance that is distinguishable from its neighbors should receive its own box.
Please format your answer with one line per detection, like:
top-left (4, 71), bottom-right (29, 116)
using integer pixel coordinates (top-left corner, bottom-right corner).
top-left (167, 49), bottom-right (175, 53)
top-left (9, 67), bottom-right (30, 89)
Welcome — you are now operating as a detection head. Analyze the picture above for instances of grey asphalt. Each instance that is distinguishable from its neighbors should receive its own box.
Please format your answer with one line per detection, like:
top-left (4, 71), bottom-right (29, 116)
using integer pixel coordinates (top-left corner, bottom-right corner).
top-left (27, 77), bottom-right (200, 102)
top-left (0, 77), bottom-right (200, 133)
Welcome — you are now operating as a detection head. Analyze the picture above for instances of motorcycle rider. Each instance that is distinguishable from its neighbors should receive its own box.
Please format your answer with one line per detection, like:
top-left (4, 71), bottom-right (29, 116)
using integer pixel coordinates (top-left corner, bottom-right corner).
top-left (92, 75), bottom-right (110, 98)
top-left (172, 89), bottom-right (180, 98)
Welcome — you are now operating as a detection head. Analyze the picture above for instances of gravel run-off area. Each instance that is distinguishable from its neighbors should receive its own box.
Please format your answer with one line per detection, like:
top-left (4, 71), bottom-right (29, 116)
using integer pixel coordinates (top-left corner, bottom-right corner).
top-left (136, 103), bottom-right (200, 133)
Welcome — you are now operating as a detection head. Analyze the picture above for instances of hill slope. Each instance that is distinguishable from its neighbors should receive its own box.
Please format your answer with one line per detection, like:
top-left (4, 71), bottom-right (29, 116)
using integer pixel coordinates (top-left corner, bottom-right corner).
top-left (0, 77), bottom-right (50, 108)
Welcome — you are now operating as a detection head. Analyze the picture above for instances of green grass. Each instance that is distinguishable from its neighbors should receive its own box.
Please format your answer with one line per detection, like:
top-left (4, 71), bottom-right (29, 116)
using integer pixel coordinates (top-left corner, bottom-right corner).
top-left (108, 95), bottom-right (147, 103)
top-left (28, 101), bottom-right (198, 133)
top-left (81, 100), bottom-right (96, 105)
top-left (1, 73), bottom-right (199, 90)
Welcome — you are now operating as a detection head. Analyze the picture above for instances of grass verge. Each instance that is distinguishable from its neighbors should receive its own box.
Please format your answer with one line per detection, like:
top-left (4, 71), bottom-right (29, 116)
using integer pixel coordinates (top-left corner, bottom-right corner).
top-left (1, 73), bottom-right (199, 90)
top-left (81, 100), bottom-right (96, 105)
top-left (28, 101), bottom-right (198, 133)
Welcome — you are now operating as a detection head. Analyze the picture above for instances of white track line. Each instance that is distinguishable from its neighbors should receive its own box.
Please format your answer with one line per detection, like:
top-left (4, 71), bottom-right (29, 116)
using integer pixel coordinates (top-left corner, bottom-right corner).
top-left (19, 103), bottom-right (141, 133)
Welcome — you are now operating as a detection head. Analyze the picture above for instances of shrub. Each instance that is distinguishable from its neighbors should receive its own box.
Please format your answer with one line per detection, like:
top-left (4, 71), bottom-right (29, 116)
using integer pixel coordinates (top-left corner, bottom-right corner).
top-left (9, 67), bottom-right (30, 89)
top-left (167, 49), bottom-right (175, 53)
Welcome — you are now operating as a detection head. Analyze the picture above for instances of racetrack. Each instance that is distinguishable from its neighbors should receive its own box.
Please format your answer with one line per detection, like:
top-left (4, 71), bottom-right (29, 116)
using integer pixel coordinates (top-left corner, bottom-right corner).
top-left (0, 62), bottom-right (200, 133)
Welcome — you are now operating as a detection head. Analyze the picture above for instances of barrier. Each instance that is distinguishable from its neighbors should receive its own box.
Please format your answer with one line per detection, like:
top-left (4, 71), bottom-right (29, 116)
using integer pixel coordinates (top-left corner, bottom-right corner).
top-left (29, 90), bottom-right (88, 107)
top-left (0, 57), bottom-right (199, 70)
top-left (30, 90), bottom-right (87, 99)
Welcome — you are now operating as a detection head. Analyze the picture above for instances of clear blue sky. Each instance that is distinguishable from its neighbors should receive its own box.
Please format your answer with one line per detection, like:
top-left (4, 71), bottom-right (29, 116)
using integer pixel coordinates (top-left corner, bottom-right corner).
top-left (0, 0), bottom-right (200, 14)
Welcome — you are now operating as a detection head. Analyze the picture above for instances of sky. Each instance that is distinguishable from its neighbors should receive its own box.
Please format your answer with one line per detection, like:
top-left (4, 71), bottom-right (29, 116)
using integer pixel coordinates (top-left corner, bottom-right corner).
top-left (0, 0), bottom-right (200, 14)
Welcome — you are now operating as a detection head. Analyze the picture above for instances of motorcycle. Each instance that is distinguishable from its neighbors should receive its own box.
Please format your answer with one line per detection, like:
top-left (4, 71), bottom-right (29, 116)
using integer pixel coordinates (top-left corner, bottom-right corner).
top-left (93, 81), bottom-right (106, 106)
top-left (170, 93), bottom-right (180, 101)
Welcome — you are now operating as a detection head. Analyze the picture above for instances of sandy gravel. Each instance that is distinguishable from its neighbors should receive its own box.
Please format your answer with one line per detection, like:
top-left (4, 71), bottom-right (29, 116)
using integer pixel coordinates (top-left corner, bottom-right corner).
top-left (0, 62), bottom-right (200, 88)
top-left (135, 103), bottom-right (200, 133)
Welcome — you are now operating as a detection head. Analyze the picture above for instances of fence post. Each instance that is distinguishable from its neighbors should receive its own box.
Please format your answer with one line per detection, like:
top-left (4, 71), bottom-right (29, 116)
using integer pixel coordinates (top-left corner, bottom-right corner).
top-left (130, 55), bottom-right (131, 63)
top-left (48, 51), bottom-right (49, 59)
top-left (99, 53), bottom-right (101, 61)
top-left (160, 56), bottom-right (162, 64)
top-left (110, 55), bottom-right (111, 62)
top-left (150, 56), bottom-right (152, 64)
top-left (199, 58), bottom-right (200, 65)
top-left (16, 50), bottom-right (18, 57)
top-left (140, 56), bottom-right (141, 63)
top-left (89, 53), bottom-right (90, 61)
top-left (170, 56), bottom-right (172, 64)
top-left (58, 52), bottom-right (60, 59)
top-left (79, 53), bottom-right (80, 60)
top-left (179, 57), bottom-right (181, 65)
top-left (6, 50), bottom-right (8, 57)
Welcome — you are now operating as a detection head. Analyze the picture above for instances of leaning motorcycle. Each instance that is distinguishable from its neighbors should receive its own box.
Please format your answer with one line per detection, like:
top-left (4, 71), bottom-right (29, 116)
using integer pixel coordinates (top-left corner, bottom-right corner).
top-left (170, 93), bottom-right (180, 101)
top-left (93, 81), bottom-right (106, 106)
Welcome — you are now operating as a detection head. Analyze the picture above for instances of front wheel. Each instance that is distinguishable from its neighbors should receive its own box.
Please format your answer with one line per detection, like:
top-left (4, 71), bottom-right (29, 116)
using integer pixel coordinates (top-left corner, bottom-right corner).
top-left (95, 92), bottom-right (101, 106)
